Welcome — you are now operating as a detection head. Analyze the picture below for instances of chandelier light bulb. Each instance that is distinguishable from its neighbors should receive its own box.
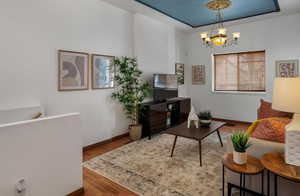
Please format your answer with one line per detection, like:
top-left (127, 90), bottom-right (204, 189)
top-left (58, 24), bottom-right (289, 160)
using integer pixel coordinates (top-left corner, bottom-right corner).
top-left (212, 36), bottom-right (227, 46)
top-left (200, 32), bottom-right (208, 39)
top-left (218, 28), bottom-right (227, 35)
top-left (233, 32), bottom-right (240, 39)
top-left (205, 37), bottom-right (211, 42)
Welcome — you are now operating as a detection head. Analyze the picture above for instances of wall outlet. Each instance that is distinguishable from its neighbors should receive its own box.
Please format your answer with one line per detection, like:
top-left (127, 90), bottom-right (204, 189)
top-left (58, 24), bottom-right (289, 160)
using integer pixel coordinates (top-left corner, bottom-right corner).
top-left (16, 179), bottom-right (26, 196)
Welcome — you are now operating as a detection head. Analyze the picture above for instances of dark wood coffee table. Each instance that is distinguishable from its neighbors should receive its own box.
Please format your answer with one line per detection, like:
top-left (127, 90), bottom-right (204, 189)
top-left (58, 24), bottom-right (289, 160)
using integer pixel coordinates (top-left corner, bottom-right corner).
top-left (164, 121), bottom-right (226, 166)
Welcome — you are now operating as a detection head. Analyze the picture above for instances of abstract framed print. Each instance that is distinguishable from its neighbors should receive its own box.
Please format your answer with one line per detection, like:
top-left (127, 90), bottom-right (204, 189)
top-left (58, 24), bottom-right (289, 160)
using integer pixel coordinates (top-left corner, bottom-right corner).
top-left (276, 60), bottom-right (299, 77)
top-left (58, 50), bottom-right (89, 91)
top-left (91, 54), bottom-right (115, 89)
top-left (175, 63), bottom-right (184, 85)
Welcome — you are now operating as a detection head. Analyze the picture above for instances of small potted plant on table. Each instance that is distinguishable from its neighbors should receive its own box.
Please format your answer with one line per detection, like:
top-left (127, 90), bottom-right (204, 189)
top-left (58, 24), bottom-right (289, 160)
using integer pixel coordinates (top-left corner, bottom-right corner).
top-left (112, 57), bottom-right (151, 141)
top-left (231, 132), bottom-right (251, 165)
top-left (198, 111), bottom-right (212, 126)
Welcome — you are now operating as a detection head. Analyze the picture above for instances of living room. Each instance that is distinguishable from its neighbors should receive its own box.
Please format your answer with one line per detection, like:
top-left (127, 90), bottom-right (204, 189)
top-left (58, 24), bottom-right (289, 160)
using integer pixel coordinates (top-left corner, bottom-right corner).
top-left (0, 0), bottom-right (300, 195)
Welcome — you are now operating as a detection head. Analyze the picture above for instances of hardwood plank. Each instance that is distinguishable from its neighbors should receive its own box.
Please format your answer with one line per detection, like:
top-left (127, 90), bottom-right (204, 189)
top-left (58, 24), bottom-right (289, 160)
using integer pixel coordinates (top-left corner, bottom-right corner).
top-left (83, 136), bottom-right (131, 162)
top-left (83, 132), bottom-right (129, 152)
top-left (66, 187), bottom-right (84, 196)
top-left (83, 168), bottom-right (137, 196)
top-left (212, 117), bottom-right (252, 126)
top-left (82, 135), bottom-right (137, 196)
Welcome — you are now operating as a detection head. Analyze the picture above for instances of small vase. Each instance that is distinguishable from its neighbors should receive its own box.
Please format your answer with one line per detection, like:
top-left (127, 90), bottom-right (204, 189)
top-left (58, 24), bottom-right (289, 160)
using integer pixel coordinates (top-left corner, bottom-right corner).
top-left (233, 150), bottom-right (247, 165)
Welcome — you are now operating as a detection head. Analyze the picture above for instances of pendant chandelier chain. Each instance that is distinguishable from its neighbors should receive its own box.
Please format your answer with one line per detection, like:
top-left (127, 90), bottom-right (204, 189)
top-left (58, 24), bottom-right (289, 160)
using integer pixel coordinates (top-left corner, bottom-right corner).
top-left (216, 10), bottom-right (224, 29)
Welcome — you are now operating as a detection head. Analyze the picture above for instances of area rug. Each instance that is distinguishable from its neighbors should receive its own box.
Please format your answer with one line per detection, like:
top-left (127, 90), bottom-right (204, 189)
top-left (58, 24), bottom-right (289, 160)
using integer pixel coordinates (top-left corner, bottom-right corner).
top-left (83, 127), bottom-right (245, 196)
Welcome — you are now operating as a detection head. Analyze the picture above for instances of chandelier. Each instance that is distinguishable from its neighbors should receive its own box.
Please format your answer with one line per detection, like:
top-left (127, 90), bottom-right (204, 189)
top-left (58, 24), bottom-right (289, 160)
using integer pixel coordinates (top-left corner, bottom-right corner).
top-left (200, 0), bottom-right (240, 47)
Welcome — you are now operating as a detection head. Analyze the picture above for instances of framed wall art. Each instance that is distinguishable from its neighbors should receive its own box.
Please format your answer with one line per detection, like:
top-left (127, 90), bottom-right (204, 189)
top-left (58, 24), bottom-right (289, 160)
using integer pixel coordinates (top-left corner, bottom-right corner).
top-left (91, 54), bottom-right (115, 89)
top-left (58, 50), bottom-right (89, 91)
top-left (192, 65), bottom-right (205, 85)
top-left (276, 60), bottom-right (299, 77)
top-left (175, 63), bottom-right (184, 85)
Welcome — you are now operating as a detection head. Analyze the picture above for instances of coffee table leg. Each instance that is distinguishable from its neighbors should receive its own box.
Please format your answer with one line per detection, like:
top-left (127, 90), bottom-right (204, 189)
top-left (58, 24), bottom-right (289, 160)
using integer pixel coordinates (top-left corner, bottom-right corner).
top-left (217, 129), bottom-right (223, 147)
top-left (170, 135), bottom-right (178, 157)
top-left (199, 140), bottom-right (202, 166)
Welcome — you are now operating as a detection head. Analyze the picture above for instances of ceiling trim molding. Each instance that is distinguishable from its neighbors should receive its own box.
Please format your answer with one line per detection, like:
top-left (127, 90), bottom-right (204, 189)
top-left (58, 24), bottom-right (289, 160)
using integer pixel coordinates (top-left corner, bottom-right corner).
top-left (134, 0), bottom-right (281, 28)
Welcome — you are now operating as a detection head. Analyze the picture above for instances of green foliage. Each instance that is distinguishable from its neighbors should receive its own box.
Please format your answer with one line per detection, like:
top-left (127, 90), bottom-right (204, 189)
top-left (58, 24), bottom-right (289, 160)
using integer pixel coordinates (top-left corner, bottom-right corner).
top-left (231, 132), bottom-right (251, 153)
top-left (198, 111), bottom-right (212, 120)
top-left (111, 57), bottom-right (151, 125)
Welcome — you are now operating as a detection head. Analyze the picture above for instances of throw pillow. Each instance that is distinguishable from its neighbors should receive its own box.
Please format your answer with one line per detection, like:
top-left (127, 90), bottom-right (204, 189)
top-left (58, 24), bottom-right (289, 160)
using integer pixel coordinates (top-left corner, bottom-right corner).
top-left (252, 118), bottom-right (291, 143)
top-left (258, 99), bottom-right (293, 119)
top-left (246, 119), bottom-right (262, 136)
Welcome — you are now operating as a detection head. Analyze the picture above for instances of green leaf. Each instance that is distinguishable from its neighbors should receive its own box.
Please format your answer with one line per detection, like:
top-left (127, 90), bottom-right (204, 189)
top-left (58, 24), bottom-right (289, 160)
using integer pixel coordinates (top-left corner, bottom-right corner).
top-left (231, 132), bottom-right (251, 152)
top-left (111, 56), bottom-right (151, 125)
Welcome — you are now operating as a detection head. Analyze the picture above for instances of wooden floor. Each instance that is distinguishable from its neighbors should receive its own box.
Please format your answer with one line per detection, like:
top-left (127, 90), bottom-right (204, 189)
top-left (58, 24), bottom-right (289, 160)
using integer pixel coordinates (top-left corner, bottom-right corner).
top-left (82, 136), bottom-right (138, 196)
top-left (81, 121), bottom-right (250, 196)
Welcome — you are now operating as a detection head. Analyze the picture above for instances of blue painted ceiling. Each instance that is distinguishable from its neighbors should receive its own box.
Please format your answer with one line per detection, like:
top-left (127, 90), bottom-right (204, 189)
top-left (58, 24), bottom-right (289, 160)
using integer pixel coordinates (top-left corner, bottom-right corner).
top-left (135, 0), bottom-right (280, 28)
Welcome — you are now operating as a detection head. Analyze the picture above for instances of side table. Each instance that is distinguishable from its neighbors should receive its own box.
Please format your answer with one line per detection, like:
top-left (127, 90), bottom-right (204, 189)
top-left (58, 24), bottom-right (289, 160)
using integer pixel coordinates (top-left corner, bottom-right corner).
top-left (261, 152), bottom-right (300, 196)
top-left (222, 153), bottom-right (264, 196)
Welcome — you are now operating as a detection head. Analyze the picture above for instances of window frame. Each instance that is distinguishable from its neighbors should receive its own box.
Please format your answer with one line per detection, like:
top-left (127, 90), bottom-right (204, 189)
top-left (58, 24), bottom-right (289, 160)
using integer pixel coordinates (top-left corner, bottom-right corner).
top-left (212, 50), bottom-right (266, 94)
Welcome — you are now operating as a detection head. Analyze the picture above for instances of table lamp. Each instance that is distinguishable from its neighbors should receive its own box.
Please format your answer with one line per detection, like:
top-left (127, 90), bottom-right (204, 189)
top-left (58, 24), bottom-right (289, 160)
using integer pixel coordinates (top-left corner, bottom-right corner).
top-left (272, 77), bottom-right (300, 166)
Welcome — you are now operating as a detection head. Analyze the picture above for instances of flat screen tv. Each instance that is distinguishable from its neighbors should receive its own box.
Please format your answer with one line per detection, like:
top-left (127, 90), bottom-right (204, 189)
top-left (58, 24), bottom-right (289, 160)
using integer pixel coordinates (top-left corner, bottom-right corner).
top-left (153, 74), bottom-right (178, 102)
top-left (153, 74), bottom-right (178, 89)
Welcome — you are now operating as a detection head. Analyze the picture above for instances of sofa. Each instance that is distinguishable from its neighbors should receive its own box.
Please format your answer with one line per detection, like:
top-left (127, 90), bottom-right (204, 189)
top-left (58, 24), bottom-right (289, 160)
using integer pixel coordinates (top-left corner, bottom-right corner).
top-left (225, 100), bottom-right (298, 196)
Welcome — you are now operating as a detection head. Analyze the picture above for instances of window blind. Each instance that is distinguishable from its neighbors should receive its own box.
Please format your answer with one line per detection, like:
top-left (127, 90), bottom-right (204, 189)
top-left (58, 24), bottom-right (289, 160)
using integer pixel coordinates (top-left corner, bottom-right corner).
top-left (214, 51), bottom-right (265, 92)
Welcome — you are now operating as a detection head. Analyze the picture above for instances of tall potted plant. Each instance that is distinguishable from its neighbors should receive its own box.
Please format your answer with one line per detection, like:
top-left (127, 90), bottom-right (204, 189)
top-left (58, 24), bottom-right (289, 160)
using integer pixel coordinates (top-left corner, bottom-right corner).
top-left (112, 57), bottom-right (151, 140)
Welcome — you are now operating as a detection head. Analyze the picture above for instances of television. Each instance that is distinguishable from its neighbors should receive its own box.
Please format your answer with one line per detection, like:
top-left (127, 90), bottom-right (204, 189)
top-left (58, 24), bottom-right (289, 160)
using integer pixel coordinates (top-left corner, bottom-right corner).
top-left (153, 74), bottom-right (178, 89)
top-left (153, 74), bottom-right (178, 102)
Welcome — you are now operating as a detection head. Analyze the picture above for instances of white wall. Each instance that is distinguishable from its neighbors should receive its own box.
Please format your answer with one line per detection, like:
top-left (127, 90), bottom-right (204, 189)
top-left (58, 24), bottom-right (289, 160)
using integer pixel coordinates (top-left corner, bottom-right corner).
top-left (133, 14), bottom-right (189, 97)
top-left (0, 105), bottom-right (44, 124)
top-left (184, 13), bottom-right (300, 122)
top-left (0, 0), bottom-right (134, 146)
top-left (134, 14), bottom-right (173, 79)
top-left (0, 0), bottom-right (187, 146)
top-left (1, 0), bottom-right (298, 144)
top-left (0, 113), bottom-right (82, 196)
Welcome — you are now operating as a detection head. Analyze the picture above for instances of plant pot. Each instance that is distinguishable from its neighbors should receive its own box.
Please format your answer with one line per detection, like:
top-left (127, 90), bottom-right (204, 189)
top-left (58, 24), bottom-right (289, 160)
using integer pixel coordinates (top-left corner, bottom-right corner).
top-left (200, 119), bottom-right (212, 126)
top-left (233, 150), bottom-right (247, 165)
top-left (129, 124), bottom-right (142, 141)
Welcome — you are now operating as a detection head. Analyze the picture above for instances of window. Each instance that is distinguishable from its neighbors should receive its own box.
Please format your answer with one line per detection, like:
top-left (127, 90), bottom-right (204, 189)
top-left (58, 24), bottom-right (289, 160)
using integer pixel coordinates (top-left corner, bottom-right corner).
top-left (214, 51), bottom-right (265, 92)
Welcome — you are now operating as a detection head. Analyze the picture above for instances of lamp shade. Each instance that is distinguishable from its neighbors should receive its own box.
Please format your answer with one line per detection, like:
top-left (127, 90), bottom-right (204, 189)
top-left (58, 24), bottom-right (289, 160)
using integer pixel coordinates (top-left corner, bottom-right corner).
top-left (272, 77), bottom-right (300, 113)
